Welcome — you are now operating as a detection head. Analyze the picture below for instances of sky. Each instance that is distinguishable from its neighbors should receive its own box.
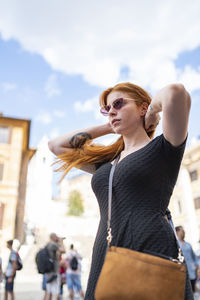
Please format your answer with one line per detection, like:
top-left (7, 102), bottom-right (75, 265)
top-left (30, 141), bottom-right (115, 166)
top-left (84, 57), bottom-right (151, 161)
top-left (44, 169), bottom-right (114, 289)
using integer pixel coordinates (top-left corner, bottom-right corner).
top-left (0, 0), bottom-right (200, 150)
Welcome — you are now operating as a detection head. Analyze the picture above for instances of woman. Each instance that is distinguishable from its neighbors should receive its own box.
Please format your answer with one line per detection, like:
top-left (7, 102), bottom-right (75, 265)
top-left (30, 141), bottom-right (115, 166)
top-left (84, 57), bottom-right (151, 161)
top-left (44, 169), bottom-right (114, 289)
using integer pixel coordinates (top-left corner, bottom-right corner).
top-left (49, 82), bottom-right (192, 299)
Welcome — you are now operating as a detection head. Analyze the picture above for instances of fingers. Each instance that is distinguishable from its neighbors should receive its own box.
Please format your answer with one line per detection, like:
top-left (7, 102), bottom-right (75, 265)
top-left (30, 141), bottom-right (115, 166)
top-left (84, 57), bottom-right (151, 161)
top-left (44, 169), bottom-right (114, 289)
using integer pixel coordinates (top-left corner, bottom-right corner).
top-left (145, 119), bottom-right (161, 132)
top-left (145, 112), bottom-right (161, 131)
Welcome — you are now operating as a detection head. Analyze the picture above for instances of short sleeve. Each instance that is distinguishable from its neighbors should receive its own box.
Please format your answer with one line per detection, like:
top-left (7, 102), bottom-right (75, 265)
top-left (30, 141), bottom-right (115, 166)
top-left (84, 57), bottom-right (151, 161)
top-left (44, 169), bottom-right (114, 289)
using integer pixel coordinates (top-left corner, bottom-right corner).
top-left (10, 251), bottom-right (17, 262)
top-left (162, 134), bottom-right (187, 161)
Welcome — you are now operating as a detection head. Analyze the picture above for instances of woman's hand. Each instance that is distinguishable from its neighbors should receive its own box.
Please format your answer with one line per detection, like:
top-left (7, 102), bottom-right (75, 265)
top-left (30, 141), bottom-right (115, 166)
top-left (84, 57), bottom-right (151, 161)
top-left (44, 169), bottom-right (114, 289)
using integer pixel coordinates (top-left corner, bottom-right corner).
top-left (144, 104), bottom-right (161, 132)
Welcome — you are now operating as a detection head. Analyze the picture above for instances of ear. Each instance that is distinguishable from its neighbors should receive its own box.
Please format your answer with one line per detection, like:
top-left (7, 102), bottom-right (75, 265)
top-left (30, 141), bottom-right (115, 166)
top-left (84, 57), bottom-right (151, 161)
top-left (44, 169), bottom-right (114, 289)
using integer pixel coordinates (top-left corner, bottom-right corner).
top-left (140, 102), bottom-right (148, 116)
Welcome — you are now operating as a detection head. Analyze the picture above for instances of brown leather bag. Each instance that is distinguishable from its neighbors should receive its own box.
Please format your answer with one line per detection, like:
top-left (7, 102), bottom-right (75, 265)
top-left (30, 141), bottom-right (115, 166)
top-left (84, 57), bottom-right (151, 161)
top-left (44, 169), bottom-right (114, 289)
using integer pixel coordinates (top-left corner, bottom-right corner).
top-left (95, 156), bottom-right (186, 300)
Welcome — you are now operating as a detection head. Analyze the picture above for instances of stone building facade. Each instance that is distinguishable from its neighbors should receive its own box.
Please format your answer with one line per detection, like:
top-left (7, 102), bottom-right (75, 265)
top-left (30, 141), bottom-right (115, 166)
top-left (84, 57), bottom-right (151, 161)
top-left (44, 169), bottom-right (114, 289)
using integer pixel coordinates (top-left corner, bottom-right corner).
top-left (0, 114), bottom-right (35, 244)
top-left (169, 139), bottom-right (200, 249)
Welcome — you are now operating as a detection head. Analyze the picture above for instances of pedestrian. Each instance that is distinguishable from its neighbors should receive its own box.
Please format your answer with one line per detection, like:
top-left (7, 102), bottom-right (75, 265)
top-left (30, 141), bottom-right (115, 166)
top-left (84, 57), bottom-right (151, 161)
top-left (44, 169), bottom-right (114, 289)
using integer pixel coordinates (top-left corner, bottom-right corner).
top-left (58, 238), bottom-right (66, 300)
top-left (48, 82), bottom-right (192, 299)
top-left (176, 226), bottom-right (199, 293)
top-left (59, 258), bottom-right (66, 299)
top-left (4, 240), bottom-right (18, 300)
top-left (45, 233), bottom-right (65, 300)
top-left (65, 244), bottom-right (84, 300)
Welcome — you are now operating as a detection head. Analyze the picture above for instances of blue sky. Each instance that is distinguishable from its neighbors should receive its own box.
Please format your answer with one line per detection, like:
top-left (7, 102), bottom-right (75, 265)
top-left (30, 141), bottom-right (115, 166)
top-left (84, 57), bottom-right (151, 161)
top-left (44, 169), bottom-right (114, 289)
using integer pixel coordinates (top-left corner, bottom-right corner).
top-left (0, 0), bottom-right (200, 150)
top-left (0, 38), bottom-right (102, 147)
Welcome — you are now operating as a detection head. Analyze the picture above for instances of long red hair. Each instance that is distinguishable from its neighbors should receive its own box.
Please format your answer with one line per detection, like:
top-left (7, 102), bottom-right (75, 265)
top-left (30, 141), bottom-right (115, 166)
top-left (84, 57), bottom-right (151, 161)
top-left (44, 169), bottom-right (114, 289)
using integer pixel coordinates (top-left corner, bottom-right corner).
top-left (56, 82), bottom-right (154, 178)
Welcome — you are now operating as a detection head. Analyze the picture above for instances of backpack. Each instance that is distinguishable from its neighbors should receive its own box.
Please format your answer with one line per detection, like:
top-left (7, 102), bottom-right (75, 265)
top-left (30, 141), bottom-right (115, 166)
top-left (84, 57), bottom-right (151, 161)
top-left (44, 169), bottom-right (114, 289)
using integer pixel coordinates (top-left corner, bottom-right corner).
top-left (70, 256), bottom-right (78, 271)
top-left (35, 247), bottom-right (54, 274)
top-left (16, 253), bottom-right (23, 271)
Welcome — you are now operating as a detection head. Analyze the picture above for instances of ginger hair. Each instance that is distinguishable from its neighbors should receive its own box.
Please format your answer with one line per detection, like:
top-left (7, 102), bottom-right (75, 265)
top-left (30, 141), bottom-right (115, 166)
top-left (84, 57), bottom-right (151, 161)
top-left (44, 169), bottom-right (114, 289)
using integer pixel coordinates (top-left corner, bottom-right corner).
top-left (55, 82), bottom-right (154, 179)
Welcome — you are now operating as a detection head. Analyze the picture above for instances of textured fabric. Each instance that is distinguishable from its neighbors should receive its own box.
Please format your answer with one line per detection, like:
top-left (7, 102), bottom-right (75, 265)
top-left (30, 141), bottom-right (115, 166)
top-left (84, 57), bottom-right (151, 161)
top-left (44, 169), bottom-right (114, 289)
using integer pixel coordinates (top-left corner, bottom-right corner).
top-left (85, 134), bottom-right (193, 300)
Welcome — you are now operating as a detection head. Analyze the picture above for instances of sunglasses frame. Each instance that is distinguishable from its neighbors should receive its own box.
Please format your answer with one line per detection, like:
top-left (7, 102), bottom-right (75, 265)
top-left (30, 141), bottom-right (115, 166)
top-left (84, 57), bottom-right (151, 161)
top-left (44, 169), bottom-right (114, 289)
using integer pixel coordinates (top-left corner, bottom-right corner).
top-left (100, 97), bottom-right (136, 116)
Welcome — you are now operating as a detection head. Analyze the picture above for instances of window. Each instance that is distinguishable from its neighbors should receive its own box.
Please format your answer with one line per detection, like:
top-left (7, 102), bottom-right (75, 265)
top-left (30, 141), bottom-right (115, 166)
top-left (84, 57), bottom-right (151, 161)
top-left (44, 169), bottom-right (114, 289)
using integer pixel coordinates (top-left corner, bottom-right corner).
top-left (194, 197), bottom-right (200, 209)
top-left (0, 126), bottom-right (11, 144)
top-left (0, 163), bottom-right (3, 181)
top-left (0, 203), bottom-right (5, 229)
top-left (190, 170), bottom-right (198, 182)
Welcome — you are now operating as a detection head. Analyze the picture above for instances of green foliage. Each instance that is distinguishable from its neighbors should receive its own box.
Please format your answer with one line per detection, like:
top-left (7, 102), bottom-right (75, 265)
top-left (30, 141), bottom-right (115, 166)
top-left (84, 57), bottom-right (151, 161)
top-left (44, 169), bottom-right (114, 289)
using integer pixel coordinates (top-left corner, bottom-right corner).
top-left (67, 190), bottom-right (84, 216)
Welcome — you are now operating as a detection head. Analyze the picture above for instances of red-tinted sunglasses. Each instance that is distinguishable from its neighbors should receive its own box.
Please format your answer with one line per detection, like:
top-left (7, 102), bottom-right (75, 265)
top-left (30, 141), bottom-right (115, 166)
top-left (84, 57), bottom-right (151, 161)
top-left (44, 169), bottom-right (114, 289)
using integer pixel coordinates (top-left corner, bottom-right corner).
top-left (100, 97), bottom-right (135, 116)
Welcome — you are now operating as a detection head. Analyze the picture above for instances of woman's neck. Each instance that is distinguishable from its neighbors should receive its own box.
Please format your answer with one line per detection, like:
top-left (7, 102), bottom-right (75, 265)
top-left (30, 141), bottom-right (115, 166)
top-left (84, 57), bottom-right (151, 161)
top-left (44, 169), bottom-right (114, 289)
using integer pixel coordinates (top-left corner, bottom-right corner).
top-left (122, 128), bottom-right (151, 153)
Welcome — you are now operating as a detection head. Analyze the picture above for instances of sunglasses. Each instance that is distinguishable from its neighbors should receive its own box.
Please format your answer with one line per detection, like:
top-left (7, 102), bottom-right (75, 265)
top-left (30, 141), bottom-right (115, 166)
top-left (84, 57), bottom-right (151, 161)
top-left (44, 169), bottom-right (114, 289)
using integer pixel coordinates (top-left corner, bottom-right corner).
top-left (100, 97), bottom-right (135, 116)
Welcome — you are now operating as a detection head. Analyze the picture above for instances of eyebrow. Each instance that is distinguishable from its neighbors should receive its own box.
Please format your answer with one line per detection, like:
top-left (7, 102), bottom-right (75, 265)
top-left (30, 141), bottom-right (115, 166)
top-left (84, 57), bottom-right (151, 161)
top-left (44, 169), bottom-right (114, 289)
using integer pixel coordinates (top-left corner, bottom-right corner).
top-left (106, 97), bottom-right (122, 106)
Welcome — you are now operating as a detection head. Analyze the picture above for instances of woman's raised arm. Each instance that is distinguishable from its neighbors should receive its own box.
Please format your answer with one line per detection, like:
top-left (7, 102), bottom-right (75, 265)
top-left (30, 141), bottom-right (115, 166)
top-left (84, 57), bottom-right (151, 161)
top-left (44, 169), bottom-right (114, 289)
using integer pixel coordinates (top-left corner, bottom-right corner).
top-left (145, 84), bottom-right (191, 146)
top-left (48, 123), bottom-right (113, 174)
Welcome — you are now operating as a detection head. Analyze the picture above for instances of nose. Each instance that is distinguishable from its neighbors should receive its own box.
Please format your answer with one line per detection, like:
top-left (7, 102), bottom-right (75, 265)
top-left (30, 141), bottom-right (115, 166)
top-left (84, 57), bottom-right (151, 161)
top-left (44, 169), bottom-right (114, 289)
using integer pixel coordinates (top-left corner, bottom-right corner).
top-left (108, 105), bottom-right (117, 117)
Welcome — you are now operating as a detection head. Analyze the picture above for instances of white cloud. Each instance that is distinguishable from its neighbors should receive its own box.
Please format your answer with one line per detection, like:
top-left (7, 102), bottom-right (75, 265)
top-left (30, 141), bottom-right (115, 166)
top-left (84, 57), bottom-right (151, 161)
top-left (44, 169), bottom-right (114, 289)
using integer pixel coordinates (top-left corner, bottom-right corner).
top-left (95, 134), bottom-right (119, 146)
top-left (44, 74), bottom-right (61, 98)
top-left (74, 97), bottom-right (98, 112)
top-left (49, 128), bottom-right (60, 139)
top-left (74, 96), bottom-right (107, 121)
top-left (35, 112), bottom-right (52, 124)
top-left (1, 82), bottom-right (17, 92)
top-left (0, 0), bottom-right (200, 91)
top-left (178, 66), bottom-right (200, 93)
top-left (53, 110), bottom-right (65, 118)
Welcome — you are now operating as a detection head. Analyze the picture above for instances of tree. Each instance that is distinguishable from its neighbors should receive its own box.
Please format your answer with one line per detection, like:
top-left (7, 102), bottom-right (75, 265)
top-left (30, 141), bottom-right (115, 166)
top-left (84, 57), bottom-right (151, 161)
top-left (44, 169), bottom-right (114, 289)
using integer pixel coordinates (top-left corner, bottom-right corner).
top-left (67, 190), bottom-right (84, 216)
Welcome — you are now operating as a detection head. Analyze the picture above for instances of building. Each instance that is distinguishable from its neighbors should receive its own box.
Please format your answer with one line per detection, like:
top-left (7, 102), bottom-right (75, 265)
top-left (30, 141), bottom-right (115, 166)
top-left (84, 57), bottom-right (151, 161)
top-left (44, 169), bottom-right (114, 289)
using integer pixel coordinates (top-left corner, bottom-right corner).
top-left (25, 136), bottom-right (53, 228)
top-left (0, 114), bottom-right (35, 244)
top-left (169, 139), bottom-right (200, 249)
top-left (59, 170), bottom-right (99, 217)
top-left (58, 170), bottom-right (100, 286)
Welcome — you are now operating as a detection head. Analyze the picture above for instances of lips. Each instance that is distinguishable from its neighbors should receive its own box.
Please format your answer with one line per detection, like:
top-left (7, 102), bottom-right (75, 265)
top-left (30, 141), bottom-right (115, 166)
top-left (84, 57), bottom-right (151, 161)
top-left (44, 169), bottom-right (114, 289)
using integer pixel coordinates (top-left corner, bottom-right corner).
top-left (111, 119), bottom-right (121, 125)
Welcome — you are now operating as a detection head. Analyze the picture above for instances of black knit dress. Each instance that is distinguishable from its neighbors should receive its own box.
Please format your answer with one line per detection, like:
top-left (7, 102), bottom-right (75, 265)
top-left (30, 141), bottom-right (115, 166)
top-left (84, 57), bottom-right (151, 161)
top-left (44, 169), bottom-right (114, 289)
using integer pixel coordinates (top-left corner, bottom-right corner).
top-left (85, 134), bottom-right (193, 300)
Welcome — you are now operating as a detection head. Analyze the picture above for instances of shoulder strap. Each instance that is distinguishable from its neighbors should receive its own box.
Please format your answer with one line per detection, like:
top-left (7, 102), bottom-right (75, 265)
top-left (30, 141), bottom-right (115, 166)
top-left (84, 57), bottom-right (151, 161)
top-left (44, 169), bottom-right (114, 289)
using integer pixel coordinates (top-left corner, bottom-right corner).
top-left (107, 156), bottom-right (120, 246)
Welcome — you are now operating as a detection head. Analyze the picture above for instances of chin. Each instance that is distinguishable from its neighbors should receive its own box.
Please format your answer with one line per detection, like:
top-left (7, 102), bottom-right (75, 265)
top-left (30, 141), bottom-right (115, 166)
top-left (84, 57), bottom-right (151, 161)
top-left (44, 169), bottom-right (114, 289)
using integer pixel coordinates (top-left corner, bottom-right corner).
top-left (113, 128), bottom-right (124, 134)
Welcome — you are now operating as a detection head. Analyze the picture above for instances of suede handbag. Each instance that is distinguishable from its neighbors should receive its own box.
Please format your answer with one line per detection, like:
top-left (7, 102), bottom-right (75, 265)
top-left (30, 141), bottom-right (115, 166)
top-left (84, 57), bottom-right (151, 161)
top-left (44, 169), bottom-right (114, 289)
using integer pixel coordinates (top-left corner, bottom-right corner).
top-left (95, 156), bottom-right (186, 300)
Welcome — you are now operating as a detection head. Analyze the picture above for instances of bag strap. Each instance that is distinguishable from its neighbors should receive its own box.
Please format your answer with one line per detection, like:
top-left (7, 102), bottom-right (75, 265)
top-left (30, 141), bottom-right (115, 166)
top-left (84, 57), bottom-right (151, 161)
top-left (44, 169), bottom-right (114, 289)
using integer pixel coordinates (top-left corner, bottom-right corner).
top-left (107, 155), bottom-right (184, 264)
top-left (107, 155), bottom-right (120, 246)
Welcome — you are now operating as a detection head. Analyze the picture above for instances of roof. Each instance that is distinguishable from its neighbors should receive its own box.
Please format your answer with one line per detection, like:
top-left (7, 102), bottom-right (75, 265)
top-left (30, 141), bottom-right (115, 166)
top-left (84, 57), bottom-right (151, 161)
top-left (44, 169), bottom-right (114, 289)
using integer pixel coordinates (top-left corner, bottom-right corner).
top-left (0, 114), bottom-right (36, 159)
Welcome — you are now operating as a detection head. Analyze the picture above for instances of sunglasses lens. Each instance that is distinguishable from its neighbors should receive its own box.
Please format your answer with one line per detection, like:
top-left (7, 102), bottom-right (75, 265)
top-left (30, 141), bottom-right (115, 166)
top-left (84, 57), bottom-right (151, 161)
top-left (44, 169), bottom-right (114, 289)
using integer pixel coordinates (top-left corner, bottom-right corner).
top-left (100, 107), bottom-right (109, 116)
top-left (100, 98), bottom-right (124, 116)
top-left (113, 98), bottom-right (124, 110)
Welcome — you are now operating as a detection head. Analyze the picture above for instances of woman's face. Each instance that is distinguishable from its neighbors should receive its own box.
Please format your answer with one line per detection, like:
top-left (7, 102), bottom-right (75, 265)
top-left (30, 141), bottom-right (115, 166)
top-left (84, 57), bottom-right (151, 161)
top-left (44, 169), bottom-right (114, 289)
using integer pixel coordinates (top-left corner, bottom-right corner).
top-left (106, 91), bottom-right (144, 135)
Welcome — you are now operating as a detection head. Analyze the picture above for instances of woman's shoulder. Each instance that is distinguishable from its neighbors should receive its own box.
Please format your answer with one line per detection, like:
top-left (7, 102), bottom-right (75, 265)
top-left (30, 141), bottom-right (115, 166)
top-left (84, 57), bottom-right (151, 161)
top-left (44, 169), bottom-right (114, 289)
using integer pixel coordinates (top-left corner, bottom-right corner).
top-left (155, 133), bottom-right (187, 167)
top-left (159, 133), bottom-right (187, 151)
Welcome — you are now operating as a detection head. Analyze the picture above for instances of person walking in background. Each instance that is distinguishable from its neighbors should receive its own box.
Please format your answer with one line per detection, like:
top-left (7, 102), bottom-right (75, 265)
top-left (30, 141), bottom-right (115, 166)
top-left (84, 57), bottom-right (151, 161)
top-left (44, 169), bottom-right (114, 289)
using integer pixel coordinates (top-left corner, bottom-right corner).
top-left (176, 226), bottom-right (199, 293)
top-left (65, 244), bottom-right (84, 300)
top-left (45, 233), bottom-right (65, 300)
top-left (4, 240), bottom-right (17, 300)
top-left (49, 82), bottom-right (192, 299)
top-left (58, 238), bottom-right (66, 300)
